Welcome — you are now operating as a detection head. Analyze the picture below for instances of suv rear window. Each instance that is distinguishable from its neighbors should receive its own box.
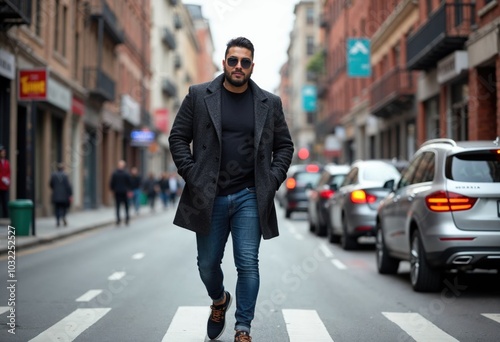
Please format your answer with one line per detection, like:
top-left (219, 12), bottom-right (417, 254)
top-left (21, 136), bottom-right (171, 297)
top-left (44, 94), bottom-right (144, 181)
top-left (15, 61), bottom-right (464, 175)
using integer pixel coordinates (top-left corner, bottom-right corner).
top-left (447, 150), bottom-right (500, 182)
top-left (294, 172), bottom-right (321, 187)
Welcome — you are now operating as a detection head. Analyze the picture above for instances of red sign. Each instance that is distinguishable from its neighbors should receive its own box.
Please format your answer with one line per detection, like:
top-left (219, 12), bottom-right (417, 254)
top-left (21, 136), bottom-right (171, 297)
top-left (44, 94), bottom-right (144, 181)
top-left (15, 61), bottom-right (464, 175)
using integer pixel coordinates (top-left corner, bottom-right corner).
top-left (155, 108), bottom-right (169, 133)
top-left (72, 96), bottom-right (85, 116)
top-left (18, 69), bottom-right (48, 101)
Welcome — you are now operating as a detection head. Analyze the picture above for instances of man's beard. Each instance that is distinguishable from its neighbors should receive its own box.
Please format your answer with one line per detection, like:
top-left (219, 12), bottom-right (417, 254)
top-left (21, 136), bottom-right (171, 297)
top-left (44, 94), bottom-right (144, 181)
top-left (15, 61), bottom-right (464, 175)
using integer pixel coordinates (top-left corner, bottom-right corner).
top-left (223, 66), bottom-right (252, 88)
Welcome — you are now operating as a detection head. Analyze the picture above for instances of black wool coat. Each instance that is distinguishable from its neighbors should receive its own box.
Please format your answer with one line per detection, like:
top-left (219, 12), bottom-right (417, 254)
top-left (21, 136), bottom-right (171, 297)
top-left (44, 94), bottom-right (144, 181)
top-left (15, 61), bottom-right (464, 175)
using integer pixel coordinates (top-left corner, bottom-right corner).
top-left (168, 74), bottom-right (294, 239)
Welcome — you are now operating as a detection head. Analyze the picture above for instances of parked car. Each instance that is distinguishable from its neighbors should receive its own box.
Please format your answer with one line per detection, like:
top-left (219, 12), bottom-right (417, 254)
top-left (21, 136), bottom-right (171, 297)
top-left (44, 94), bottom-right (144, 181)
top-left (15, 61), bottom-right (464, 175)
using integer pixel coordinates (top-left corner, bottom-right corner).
top-left (307, 164), bottom-right (350, 236)
top-left (327, 160), bottom-right (402, 249)
top-left (279, 164), bottom-right (322, 218)
top-left (375, 138), bottom-right (500, 292)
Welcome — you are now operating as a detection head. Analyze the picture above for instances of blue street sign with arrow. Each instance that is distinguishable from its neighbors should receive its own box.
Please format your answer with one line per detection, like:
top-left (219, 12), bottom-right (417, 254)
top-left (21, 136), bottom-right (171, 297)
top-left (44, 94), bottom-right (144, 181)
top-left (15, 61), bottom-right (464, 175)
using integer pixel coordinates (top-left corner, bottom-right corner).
top-left (347, 38), bottom-right (371, 78)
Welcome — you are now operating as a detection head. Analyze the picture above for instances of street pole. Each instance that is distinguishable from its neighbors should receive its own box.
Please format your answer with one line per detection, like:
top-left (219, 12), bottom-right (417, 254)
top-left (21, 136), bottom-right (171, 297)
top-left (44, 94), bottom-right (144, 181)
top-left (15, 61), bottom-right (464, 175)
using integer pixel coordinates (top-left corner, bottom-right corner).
top-left (30, 101), bottom-right (37, 235)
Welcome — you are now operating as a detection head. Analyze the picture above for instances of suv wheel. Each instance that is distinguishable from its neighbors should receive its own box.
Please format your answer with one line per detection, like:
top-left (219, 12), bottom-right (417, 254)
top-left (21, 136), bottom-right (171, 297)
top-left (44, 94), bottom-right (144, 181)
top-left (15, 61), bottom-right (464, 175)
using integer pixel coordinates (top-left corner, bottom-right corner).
top-left (341, 215), bottom-right (357, 250)
top-left (410, 230), bottom-right (442, 292)
top-left (285, 209), bottom-right (291, 218)
top-left (376, 224), bottom-right (399, 274)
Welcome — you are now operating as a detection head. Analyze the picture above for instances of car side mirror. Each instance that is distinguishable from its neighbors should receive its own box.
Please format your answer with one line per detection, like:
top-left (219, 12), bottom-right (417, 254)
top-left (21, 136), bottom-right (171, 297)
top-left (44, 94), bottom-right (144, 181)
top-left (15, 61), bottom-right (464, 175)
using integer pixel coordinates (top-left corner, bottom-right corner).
top-left (383, 179), bottom-right (395, 191)
top-left (305, 183), bottom-right (313, 190)
top-left (329, 183), bottom-right (338, 191)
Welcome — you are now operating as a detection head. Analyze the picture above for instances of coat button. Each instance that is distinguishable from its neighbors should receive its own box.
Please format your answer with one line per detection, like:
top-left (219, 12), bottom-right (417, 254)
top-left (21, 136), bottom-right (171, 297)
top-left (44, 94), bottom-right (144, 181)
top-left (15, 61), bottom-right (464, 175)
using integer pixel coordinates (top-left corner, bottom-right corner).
top-left (206, 123), bottom-right (211, 128)
top-left (202, 144), bottom-right (207, 150)
top-left (212, 179), bottom-right (216, 184)
top-left (215, 157), bottom-right (219, 162)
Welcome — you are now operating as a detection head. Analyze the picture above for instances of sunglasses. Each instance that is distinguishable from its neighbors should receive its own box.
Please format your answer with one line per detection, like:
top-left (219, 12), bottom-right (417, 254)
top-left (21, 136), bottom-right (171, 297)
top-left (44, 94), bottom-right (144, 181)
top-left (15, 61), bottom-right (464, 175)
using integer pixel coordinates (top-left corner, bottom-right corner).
top-left (226, 57), bottom-right (252, 69)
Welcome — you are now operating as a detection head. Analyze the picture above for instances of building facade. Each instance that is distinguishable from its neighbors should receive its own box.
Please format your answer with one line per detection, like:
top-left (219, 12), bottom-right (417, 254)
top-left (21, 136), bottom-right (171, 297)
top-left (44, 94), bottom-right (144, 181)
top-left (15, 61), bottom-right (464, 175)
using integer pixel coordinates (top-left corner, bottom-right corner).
top-left (0, 0), bottom-right (212, 219)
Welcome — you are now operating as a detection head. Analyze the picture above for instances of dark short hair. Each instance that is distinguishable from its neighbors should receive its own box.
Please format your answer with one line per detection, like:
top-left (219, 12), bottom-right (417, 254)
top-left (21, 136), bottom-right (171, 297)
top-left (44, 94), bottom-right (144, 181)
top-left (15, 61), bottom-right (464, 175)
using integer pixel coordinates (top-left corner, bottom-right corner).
top-left (225, 37), bottom-right (254, 59)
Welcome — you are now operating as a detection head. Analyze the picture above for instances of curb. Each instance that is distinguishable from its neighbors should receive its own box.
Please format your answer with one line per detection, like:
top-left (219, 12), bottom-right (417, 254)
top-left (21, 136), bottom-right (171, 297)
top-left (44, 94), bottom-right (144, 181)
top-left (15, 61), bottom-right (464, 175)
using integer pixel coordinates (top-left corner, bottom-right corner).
top-left (0, 220), bottom-right (116, 255)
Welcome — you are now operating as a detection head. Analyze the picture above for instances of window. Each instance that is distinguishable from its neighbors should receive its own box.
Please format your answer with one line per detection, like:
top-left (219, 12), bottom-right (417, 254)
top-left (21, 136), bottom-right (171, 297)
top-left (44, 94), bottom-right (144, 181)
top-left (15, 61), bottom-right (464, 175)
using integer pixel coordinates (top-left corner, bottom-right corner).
top-left (448, 151), bottom-right (500, 183)
top-left (412, 152), bottom-right (435, 184)
top-left (54, 0), bottom-right (60, 52)
top-left (33, 0), bottom-right (42, 37)
top-left (398, 154), bottom-right (423, 189)
top-left (62, 5), bottom-right (67, 56)
top-left (306, 36), bottom-right (314, 56)
top-left (306, 7), bottom-right (314, 25)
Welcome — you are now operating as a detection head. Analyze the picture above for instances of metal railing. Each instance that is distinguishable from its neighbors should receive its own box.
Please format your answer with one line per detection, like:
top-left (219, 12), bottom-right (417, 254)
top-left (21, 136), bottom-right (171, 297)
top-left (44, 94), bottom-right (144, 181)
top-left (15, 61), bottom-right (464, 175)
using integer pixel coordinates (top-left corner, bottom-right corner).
top-left (370, 67), bottom-right (414, 116)
top-left (83, 67), bottom-right (115, 102)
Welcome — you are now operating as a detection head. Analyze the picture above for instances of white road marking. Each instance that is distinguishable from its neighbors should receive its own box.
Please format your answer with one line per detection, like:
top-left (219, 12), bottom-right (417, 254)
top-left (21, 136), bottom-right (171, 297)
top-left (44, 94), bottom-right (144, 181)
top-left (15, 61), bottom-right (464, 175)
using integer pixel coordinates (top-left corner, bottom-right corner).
top-left (0, 306), bottom-right (9, 315)
top-left (28, 308), bottom-right (111, 342)
top-left (383, 312), bottom-right (459, 342)
top-left (75, 290), bottom-right (103, 302)
top-left (319, 243), bottom-right (335, 258)
top-left (283, 309), bottom-right (334, 342)
top-left (162, 306), bottom-right (209, 342)
top-left (108, 271), bottom-right (126, 281)
top-left (482, 313), bottom-right (500, 324)
top-left (132, 252), bottom-right (145, 260)
top-left (331, 259), bottom-right (347, 270)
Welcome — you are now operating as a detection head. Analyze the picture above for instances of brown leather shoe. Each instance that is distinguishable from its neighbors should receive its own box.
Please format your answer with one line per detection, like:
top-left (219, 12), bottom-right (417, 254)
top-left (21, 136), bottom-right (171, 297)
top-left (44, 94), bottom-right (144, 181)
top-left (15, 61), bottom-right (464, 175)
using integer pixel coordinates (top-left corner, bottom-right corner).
top-left (234, 330), bottom-right (252, 342)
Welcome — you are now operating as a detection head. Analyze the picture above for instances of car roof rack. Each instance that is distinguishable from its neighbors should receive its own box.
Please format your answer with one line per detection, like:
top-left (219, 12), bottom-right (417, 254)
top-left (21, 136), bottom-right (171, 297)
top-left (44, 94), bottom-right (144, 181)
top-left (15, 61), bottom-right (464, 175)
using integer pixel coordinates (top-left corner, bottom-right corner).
top-left (421, 138), bottom-right (457, 147)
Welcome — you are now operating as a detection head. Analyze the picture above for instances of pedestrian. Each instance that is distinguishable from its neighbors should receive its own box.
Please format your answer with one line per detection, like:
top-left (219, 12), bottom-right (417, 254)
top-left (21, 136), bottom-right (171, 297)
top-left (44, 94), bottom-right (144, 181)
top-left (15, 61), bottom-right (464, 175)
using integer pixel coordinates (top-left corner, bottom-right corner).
top-left (157, 172), bottom-right (170, 209)
top-left (167, 172), bottom-right (180, 207)
top-left (168, 37), bottom-right (294, 342)
top-left (49, 163), bottom-right (72, 227)
top-left (142, 172), bottom-right (158, 212)
top-left (129, 167), bottom-right (142, 215)
top-left (109, 160), bottom-right (131, 225)
top-left (0, 145), bottom-right (10, 218)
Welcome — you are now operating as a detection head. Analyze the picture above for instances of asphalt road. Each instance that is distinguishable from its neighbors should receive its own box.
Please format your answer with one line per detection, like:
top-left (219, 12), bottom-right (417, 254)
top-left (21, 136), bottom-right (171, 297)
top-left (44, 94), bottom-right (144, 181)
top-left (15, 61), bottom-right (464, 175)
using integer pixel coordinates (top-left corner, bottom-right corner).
top-left (0, 206), bottom-right (499, 341)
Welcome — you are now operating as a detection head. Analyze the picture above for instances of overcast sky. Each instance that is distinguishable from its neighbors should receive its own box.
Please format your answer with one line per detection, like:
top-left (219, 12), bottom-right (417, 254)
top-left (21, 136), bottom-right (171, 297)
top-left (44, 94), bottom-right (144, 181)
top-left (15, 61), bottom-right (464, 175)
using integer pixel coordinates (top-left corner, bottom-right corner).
top-left (185, 0), bottom-right (299, 92)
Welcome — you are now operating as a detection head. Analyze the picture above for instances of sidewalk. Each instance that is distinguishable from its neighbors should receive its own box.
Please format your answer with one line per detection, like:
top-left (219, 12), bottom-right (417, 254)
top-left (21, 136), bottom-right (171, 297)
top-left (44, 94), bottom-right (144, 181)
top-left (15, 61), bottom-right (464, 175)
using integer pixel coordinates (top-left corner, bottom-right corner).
top-left (0, 204), bottom-right (161, 254)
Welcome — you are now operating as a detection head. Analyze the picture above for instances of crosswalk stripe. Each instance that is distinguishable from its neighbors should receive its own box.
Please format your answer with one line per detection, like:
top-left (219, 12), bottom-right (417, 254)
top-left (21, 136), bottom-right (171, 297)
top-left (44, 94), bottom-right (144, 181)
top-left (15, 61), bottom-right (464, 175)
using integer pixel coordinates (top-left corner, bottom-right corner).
top-left (162, 306), bottom-right (209, 342)
top-left (331, 259), bottom-right (347, 270)
top-left (108, 271), bottom-right (126, 280)
top-left (75, 289), bottom-right (103, 302)
top-left (0, 306), bottom-right (10, 315)
top-left (382, 312), bottom-right (458, 342)
top-left (283, 309), bottom-right (334, 342)
top-left (132, 252), bottom-right (145, 260)
top-left (28, 308), bottom-right (111, 342)
top-left (482, 313), bottom-right (500, 324)
top-left (319, 243), bottom-right (335, 258)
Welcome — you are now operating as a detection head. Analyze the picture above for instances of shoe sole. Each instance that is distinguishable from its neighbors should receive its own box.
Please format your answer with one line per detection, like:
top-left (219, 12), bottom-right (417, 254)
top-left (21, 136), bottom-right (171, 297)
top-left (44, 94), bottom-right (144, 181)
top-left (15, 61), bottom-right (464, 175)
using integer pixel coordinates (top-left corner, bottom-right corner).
top-left (208, 292), bottom-right (233, 340)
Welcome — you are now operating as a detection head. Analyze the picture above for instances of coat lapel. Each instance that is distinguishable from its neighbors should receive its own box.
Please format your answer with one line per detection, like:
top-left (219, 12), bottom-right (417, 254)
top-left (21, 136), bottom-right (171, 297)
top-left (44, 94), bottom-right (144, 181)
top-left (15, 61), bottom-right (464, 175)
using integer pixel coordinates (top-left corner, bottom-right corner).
top-left (205, 75), bottom-right (224, 144)
top-left (252, 81), bottom-right (270, 156)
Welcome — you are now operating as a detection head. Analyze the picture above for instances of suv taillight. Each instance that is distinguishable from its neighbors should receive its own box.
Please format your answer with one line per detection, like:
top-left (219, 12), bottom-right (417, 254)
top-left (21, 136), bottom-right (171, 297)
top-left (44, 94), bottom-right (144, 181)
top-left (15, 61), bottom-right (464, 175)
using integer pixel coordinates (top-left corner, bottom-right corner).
top-left (351, 190), bottom-right (376, 204)
top-left (319, 189), bottom-right (334, 199)
top-left (286, 178), bottom-right (296, 190)
top-left (425, 191), bottom-right (477, 212)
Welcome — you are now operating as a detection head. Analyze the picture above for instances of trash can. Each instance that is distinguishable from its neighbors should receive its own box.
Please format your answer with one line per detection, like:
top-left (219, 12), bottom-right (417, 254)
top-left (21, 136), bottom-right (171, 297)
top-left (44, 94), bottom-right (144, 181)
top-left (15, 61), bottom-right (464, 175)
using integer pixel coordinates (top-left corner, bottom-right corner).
top-left (140, 191), bottom-right (148, 206)
top-left (8, 199), bottom-right (33, 236)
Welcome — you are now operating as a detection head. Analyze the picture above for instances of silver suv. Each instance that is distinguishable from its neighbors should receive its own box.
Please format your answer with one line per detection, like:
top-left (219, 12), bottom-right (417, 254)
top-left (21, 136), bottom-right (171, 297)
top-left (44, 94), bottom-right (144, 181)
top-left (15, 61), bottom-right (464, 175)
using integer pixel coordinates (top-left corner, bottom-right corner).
top-left (375, 138), bottom-right (500, 292)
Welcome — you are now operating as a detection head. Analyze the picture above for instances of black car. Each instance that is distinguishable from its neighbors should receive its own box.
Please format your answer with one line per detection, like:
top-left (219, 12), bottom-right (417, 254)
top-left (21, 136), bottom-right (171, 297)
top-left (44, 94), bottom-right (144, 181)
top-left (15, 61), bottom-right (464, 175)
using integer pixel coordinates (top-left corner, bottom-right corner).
top-left (307, 164), bottom-right (350, 236)
top-left (279, 164), bottom-right (322, 218)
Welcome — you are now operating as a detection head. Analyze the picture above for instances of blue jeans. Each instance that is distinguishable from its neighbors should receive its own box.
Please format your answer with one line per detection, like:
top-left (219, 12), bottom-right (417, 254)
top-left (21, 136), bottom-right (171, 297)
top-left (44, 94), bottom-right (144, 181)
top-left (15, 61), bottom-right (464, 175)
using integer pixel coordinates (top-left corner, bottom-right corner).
top-left (131, 189), bottom-right (141, 213)
top-left (196, 187), bottom-right (261, 333)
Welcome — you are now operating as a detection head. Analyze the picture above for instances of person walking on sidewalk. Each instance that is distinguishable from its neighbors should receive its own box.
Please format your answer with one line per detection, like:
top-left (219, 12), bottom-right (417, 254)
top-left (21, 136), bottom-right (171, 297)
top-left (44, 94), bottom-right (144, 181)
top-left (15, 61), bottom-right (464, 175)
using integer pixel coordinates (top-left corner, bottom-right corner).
top-left (110, 160), bottom-right (131, 225)
top-left (157, 172), bottom-right (169, 209)
top-left (129, 167), bottom-right (142, 215)
top-left (0, 145), bottom-right (10, 218)
top-left (167, 172), bottom-right (180, 207)
top-left (169, 37), bottom-right (293, 342)
top-left (49, 163), bottom-right (72, 227)
top-left (142, 172), bottom-right (158, 212)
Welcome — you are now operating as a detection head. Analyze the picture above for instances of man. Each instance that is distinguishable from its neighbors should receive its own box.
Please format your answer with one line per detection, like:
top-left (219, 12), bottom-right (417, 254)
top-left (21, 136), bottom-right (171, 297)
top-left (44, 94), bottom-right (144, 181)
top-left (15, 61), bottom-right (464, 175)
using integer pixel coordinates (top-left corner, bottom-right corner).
top-left (109, 160), bottom-right (131, 225)
top-left (49, 163), bottom-right (72, 227)
top-left (0, 145), bottom-right (10, 218)
top-left (169, 37), bottom-right (293, 342)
